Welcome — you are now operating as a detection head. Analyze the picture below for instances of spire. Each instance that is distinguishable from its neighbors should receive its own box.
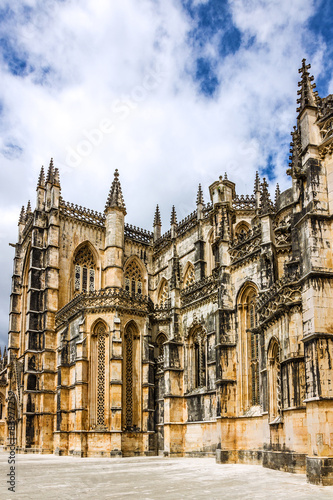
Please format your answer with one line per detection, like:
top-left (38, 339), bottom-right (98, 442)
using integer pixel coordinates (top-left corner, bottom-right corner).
top-left (170, 205), bottom-right (177, 226)
top-left (254, 171), bottom-right (260, 193)
top-left (105, 169), bottom-right (126, 214)
top-left (37, 166), bottom-right (45, 188)
top-left (260, 178), bottom-right (274, 215)
top-left (275, 183), bottom-right (281, 207)
top-left (153, 205), bottom-right (161, 226)
top-left (46, 158), bottom-right (54, 184)
top-left (297, 59), bottom-right (319, 114)
top-left (18, 206), bottom-right (25, 224)
top-left (196, 184), bottom-right (204, 206)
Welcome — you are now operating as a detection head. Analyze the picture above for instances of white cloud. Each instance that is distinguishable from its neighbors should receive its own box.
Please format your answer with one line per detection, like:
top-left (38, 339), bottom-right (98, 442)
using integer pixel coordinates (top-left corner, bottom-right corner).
top-left (0, 0), bottom-right (328, 348)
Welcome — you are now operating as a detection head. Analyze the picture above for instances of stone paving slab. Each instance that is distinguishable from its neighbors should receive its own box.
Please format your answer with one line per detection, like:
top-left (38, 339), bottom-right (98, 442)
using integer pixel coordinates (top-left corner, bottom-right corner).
top-left (1, 453), bottom-right (333, 500)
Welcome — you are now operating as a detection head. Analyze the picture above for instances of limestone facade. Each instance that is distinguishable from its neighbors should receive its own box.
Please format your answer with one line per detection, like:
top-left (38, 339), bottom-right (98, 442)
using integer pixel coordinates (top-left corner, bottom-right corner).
top-left (1, 60), bottom-right (333, 485)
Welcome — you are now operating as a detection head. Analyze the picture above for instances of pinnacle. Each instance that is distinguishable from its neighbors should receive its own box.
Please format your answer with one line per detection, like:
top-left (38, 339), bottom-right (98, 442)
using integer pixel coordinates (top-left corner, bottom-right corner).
top-left (296, 59), bottom-right (320, 114)
top-left (37, 166), bottom-right (45, 188)
top-left (26, 200), bottom-right (32, 213)
top-left (254, 171), bottom-right (260, 193)
top-left (105, 169), bottom-right (126, 214)
top-left (46, 158), bottom-right (54, 184)
top-left (196, 184), bottom-right (204, 205)
top-left (170, 205), bottom-right (177, 226)
top-left (153, 205), bottom-right (161, 226)
top-left (275, 183), bottom-right (281, 206)
top-left (53, 167), bottom-right (60, 187)
top-left (260, 178), bottom-right (274, 215)
top-left (224, 172), bottom-right (228, 180)
top-left (18, 206), bottom-right (25, 224)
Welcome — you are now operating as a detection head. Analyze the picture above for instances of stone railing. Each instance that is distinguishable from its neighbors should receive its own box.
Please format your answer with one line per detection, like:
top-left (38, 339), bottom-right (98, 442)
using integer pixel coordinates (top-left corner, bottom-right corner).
top-left (124, 223), bottom-right (153, 244)
top-left (233, 194), bottom-right (256, 210)
top-left (56, 288), bottom-right (151, 326)
top-left (60, 200), bottom-right (105, 227)
top-left (181, 275), bottom-right (219, 307)
top-left (177, 210), bottom-right (197, 237)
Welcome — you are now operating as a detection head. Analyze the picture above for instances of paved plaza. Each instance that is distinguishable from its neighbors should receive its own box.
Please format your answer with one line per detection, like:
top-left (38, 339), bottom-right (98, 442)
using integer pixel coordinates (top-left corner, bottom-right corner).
top-left (1, 452), bottom-right (333, 500)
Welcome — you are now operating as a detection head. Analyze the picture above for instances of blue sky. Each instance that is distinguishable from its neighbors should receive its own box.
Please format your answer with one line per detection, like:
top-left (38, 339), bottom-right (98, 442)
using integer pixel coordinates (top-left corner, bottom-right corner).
top-left (0, 0), bottom-right (332, 350)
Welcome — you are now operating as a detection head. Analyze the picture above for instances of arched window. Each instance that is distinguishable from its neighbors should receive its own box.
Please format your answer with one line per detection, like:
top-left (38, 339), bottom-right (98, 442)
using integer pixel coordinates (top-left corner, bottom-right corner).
top-left (90, 321), bottom-right (107, 430)
top-left (237, 283), bottom-right (259, 412)
top-left (186, 326), bottom-right (206, 391)
top-left (124, 260), bottom-right (143, 295)
top-left (183, 263), bottom-right (195, 289)
top-left (268, 338), bottom-right (281, 423)
top-left (74, 244), bottom-right (96, 294)
top-left (123, 321), bottom-right (140, 431)
top-left (96, 323), bottom-right (106, 427)
top-left (158, 280), bottom-right (169, 307)
top-left (235, 221), bottom-right (251, 239)
top-left (156, 332), bottom-right (167, 359)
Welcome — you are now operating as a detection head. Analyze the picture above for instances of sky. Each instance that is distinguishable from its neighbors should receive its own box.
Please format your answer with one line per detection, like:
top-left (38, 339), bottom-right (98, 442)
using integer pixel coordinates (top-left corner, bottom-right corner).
top-left (0, 0), bottom-right (332, 350)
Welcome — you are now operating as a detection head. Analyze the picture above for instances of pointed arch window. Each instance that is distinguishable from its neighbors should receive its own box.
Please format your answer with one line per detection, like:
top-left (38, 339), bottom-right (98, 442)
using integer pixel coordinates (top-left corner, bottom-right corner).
top-left (184, 263), bottom-right (195, 289)
top-left (238, 284), bottom-right (259, 411)
top-left (124, 260), bottom-right (143, 295)
top-left (186, 327), bottom-right (206, 391)
top-left (123, 322), bottom-right (140, 431)
top-left (74, 245), bottom-right (96, 294)
top-left (268, 339), bottom-right (282, 423)
top-left (90, 322), bottom-right (107, 430)
top-left (156, 332), bottom-right (167, 359)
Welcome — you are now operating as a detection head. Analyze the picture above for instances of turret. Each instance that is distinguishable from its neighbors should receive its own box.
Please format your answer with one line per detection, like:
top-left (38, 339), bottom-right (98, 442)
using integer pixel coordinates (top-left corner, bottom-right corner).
top-left (104, 169), bottom-right (126, 288)
top-left (209, 173), bottom-right (235, 207)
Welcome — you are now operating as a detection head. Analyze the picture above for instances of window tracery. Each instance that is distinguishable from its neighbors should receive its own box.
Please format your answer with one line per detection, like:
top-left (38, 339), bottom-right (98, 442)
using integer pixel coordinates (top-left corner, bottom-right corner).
top-left (124, 260), bottom-right (143, 295)
top-left (74, 245), bottom-right (95, 293)
top-left (184, 264), bottom-right (195, 289)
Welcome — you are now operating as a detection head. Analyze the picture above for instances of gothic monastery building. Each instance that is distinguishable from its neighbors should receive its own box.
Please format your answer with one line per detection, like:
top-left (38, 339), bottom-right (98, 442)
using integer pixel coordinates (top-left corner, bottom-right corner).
top-left (0, 60), bottom-right (333, 485)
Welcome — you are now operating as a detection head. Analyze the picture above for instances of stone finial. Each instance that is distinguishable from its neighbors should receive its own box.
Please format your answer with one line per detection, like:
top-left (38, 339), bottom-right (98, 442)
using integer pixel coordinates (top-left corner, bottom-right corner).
top-left (153, 205), bottom-right (161, 226)
top-left (105, 169), bottom-right (127, 214)
top-left (224, 172), bottom-right (228, 180)
top-left (18, 206), bottom-right (25, 224)
top-left (297, 59), bottom-right (320, 114)
top-left (46, 158), bottom-right (54, 184)
top-left (37, 166), bottom-right (45, 189)
top-left (254, 171), bottom-right (260, 192)
top-left (170, 205), bottom-right (177, 226)
top-left (26, 200), bottom-right (32, 213)
top-left (196, 184), bottom-right (204, 206)
top-left (260, 178), bottom-right (274, 215)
